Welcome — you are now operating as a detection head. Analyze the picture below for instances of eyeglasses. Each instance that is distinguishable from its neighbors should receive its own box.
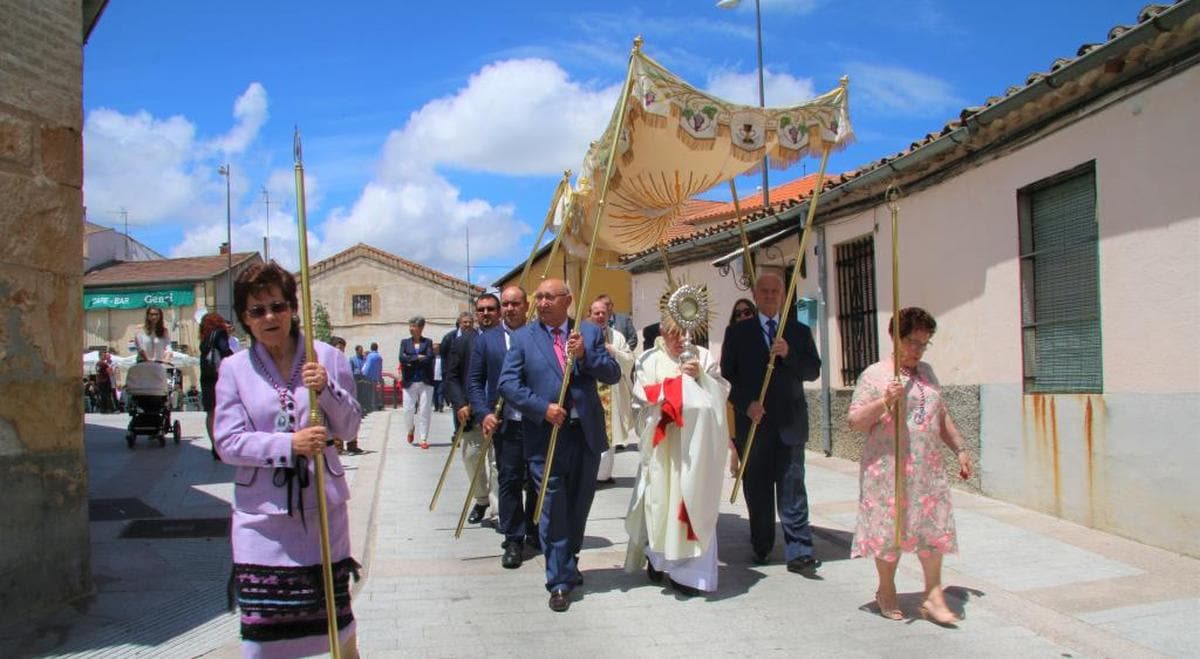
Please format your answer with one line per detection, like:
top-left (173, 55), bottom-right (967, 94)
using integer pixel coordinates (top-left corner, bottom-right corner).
top-left (734, 307), bottom-right (755, 319)
top-left (903, 337), bottom-right (933, 351)
top-left (475, 306), bottom-right (498, 313)
top-left (246, 301), bottom-right (291, 318)
top-left (533, 292), bottom-right (568, 301)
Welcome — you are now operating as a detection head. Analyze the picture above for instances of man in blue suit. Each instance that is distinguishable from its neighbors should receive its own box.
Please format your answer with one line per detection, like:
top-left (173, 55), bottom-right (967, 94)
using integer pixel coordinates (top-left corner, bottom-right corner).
top-left (721, 269), bottom-right (823, 576)
top-left (498, 278), bottom-right (621, 612)
top-left (468, 285), bottom-right (538, 569)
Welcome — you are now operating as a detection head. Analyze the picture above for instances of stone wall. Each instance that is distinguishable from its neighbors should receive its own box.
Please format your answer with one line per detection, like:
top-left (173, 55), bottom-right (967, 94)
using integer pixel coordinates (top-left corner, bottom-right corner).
top-left (0, 0), bottom-right (93, 619)
top-left (806, 384), bottom-right (982, 493)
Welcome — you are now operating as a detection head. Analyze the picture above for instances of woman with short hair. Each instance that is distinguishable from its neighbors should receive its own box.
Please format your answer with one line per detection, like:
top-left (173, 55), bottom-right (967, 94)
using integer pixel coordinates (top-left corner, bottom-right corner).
top-left (214, 261), bottom-right (362, 656)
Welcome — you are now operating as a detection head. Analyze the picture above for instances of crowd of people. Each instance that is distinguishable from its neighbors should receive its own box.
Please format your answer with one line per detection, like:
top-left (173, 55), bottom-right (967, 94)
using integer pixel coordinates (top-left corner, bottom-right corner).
top-left (195, 259), bottom-right (974, 653)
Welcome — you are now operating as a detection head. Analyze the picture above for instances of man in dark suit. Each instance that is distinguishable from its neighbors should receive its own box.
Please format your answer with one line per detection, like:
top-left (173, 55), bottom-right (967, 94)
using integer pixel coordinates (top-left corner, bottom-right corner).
top-left (469, 285), bottom-right (538, 568)
top-left (596, 293), bottom-right (637, 349)
top-left (720, 269), bottom-right (823, 575)
top-left (445, 293), bottom-right (495, 525)
top-left (499, 278), bottom-right (621, 612)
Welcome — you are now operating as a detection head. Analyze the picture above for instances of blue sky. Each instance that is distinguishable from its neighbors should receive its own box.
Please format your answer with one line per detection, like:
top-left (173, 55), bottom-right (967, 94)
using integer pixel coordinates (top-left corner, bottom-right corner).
top-left (82, 0), bottom-right (1146, 283)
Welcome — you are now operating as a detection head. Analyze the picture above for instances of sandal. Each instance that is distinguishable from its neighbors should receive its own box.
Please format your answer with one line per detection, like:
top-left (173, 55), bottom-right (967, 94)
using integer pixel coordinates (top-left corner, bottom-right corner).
top-left (875, 591), bottom-right (903, 620)
top-left (919, 599), bottom-right (960, 626)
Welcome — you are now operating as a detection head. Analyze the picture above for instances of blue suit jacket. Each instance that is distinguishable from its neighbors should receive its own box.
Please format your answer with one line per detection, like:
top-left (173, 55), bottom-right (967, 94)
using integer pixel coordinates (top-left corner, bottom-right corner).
top-left (498, 319), bottom-right (620, 457)
top-left (467, 326), bottom-right (508, 426)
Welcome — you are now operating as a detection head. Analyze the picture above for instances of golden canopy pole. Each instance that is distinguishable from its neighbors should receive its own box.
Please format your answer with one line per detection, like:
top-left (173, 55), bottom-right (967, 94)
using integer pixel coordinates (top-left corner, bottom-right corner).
top-left (729, 76), bottom-right (845, 502)
top-left (730, 179), bottom-right (757, 289)
top-left (292, 128), bottom-right (341, 659)
top-left (430, 170), bottom-right (571, 513)
top-left (657, 244), bottom-right (676, 289)
top-left (886, 184), bottom-right (904, 550)
top-left (534, 36), bottom-right (643, 523)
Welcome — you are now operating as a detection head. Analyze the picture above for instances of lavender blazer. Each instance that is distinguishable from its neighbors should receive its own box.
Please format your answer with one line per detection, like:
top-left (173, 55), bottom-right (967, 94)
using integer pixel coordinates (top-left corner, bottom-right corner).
top-left (214, 336), bottom-right (362, 515)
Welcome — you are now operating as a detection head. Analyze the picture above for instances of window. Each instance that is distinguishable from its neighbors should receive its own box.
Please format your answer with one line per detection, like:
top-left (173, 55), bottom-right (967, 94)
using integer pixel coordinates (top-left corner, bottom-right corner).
top-left (352, 294), bottom-right (373, 317)
top-left (1018, 162), bottom-right (1102, 393)
top-left (835, 235), bottom-right (879, 386)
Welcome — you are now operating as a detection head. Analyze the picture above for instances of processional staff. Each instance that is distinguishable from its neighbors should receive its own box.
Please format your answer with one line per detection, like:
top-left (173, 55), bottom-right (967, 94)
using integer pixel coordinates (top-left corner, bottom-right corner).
top-left (886, 184), bottom-right (905, 551)
top-left (292, 128), bottom-right (341, 659)
top-left (533, 36), bottom-right (644, 523)
top-left (730, 76), bottom-right (848, 504)
top-left (430, 170), bottom-right (571, 515)
top-left (450, 172), bottom-right (572, 537)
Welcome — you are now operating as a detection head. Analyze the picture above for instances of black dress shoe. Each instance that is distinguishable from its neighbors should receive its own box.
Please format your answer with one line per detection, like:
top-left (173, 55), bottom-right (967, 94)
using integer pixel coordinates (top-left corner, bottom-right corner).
top-left (646, 561), bottom-right (664, 584)
top-left (669, 578), bottom-right (703, 598)
top-left (752, 552), bottom-right (771, 566)
top-left (467, 503), bottom-right (488, 524)
top-left (525, 535), bottom-right (541, 551)
top-left (501, 543), bottom-right (523, 569)
top-left (548, 589), bottom-right (570, 612)
top-left (786, 556), bottom-right (822, 575)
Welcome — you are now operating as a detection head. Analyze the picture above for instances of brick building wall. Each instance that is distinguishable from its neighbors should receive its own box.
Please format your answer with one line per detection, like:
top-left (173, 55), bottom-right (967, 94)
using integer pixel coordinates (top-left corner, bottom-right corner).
top-left (0, 0), bottom-right (93, 619)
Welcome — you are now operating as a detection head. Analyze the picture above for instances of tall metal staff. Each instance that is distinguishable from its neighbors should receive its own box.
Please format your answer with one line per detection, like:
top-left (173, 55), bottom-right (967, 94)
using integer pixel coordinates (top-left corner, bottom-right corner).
top-left (452, 173), bottom-right (575, 537)
top-left (730, 76), bottom-right (847, 503)
top-left (430, 170), bottom-right (572, 513)
top-left (886, 184), bottom-right (905, 550)
top-left (533, 36), bottom-right (643, 522)
top-left (292, 128), bottom-right (341, 658)
top-left (729, 179), bottom-right (757, 289)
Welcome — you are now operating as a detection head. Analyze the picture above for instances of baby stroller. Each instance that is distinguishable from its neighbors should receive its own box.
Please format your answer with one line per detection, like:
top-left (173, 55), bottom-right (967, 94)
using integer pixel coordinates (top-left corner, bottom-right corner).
top-left (124, 360), bottom-right (182, 448)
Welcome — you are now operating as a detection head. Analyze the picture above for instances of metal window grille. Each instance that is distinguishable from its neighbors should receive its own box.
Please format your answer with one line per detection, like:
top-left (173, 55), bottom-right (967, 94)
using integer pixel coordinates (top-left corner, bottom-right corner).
top-left (352, 294), bottom-right (373, 317)
top-left (1018, 163), bottom-right (1102, 393)
top-left (836, 235), bottom-right (879, 386)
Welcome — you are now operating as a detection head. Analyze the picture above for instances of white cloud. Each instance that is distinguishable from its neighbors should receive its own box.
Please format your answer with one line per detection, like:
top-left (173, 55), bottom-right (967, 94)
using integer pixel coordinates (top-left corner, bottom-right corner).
top-left (706, 68), bottom-right (817, 107)
top-left (318, 58), bottom-right (622, 274)
top-left (386, 58), bottom-right (619, 176)
top-left (82, 109), bottom-right (207, 223)
top-left (208, 82), bottom-right (269, 156)
top-left (847, 62), bottom-right (963, 117)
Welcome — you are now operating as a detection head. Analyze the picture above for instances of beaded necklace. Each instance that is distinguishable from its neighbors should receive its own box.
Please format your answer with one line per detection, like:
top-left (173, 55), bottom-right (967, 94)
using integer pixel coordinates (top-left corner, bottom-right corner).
top-left (901, 365), bottom-right (927, 426)
top-left (251, 347), bottom-right (303, 432)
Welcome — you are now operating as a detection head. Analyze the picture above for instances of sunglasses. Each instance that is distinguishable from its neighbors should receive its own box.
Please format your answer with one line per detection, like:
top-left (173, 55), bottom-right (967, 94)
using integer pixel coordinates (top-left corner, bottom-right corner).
top-left (246, 301), bottom-right (291, 318)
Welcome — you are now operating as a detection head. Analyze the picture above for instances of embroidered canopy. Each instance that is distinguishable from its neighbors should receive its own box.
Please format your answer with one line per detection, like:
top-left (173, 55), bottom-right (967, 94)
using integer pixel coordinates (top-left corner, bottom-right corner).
top-left (556, 47), bottom-right (852, 257)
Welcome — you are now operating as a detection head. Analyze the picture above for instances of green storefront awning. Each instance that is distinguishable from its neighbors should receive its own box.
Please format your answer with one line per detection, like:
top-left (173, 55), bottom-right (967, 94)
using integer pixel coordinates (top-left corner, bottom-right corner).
top-left (84, 287), bottom-right (195, 310)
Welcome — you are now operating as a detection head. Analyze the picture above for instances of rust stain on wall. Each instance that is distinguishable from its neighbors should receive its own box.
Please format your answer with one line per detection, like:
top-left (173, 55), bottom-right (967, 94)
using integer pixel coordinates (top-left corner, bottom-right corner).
top-left (1049, 396), bottom-right (1061, 516)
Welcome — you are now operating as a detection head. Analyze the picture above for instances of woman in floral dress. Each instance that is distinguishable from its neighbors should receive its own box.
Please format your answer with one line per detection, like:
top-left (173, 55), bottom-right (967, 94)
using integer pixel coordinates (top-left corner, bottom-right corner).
top-left (848, 307), bottom-right (972, 625)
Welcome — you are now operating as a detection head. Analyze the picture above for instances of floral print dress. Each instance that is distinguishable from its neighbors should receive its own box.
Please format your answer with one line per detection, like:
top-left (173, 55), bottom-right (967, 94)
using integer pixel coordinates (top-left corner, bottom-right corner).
top-left (849, 360), bottom-right (958, 561)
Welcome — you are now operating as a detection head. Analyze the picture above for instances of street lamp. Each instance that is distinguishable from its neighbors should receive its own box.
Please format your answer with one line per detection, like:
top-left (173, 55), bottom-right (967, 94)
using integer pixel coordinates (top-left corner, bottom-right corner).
top-left (218, 164), bottom-right (233, 317)
top-left (717, 0), bottom-right (770, 208)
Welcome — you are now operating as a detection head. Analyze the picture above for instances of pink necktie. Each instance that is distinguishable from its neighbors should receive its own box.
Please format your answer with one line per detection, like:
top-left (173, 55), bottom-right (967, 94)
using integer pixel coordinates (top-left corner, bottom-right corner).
top-left (551, 327), bottom-right (566, 370)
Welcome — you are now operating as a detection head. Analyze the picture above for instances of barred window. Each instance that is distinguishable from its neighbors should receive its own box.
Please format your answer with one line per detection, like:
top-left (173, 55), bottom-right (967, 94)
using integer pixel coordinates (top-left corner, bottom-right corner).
top-left (835, 235), bottom-right (879, 386)
top-left (1018, 162), bottom-right (1102, 393)
top-left (352, 294), bottom-right (373, 317)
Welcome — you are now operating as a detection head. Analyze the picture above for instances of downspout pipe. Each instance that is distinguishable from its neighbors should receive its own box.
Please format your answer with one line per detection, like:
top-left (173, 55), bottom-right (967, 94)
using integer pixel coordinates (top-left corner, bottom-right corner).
top-left (816, 226), bottom-right (833, 456)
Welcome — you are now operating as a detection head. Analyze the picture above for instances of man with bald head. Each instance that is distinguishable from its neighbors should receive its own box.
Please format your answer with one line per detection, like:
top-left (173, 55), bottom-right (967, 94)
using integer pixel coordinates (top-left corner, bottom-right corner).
top-left (499, 278), bottom-right (621, 612)
top-left (720, 268), bottom-right (823, 576)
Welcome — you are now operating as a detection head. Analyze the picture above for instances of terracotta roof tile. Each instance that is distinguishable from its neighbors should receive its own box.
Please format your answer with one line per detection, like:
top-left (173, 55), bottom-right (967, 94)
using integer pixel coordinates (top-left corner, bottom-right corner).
top-left (83, 252), bottom-right (260, 286)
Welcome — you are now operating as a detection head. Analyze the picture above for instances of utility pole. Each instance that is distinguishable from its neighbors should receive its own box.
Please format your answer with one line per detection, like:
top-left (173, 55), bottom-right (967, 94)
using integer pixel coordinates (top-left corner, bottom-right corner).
top-left (118, 207), bottom-right (129, 259)
top-left (261, 186), bottom-right (270, 261)
top-left (218, 164), bottom-right (232, 317)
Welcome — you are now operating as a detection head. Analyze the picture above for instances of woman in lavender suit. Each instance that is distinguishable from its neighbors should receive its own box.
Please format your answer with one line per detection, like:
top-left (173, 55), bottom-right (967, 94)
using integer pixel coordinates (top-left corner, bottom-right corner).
top-left (214, 262), bottom-right (362, 658)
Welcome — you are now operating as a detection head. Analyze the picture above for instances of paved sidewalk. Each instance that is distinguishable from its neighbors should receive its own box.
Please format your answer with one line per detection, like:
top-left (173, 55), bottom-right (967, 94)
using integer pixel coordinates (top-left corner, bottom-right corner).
top-left (2, 407), bottom-right (1196, 657)
top-left (361, 410), bottom-right (1198, 658)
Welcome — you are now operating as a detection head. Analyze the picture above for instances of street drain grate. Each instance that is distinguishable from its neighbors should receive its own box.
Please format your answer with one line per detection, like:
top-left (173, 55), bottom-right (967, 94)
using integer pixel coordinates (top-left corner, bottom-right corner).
top-left (120, 518), bottom-right (230, 539)
top-left (89, 497), bottom-right (163, 521)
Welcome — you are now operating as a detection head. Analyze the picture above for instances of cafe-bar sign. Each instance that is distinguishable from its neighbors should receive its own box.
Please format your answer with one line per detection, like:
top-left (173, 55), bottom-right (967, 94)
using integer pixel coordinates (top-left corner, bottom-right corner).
top-left (84, 287), bottom-right (195, 310)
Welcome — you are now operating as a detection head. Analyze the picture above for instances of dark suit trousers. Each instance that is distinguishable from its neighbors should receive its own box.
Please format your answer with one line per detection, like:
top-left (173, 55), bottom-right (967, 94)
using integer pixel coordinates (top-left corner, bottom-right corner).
top-left (493, 420), bottom-right (531, 545)
top-left (528, 422), bottom-right (600, 592)
top-left (737, 428), bottom-right (814, 561)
